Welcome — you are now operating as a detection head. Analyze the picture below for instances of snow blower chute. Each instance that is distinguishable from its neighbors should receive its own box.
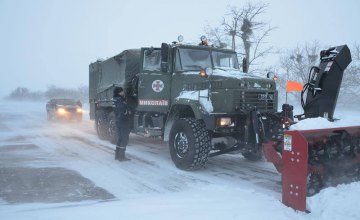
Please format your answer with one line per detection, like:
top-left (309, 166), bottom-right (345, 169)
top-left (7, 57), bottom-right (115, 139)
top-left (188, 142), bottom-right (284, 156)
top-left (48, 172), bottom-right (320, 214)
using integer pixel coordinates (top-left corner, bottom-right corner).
top-left (259, 45), bottom-right (360, 211)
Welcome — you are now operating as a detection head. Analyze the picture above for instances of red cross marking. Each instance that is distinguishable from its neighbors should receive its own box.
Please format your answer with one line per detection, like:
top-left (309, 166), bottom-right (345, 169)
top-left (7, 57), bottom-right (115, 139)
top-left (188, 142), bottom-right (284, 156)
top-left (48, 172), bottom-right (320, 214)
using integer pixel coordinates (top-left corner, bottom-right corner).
top-left (152, 80), bottom-right (163, 91)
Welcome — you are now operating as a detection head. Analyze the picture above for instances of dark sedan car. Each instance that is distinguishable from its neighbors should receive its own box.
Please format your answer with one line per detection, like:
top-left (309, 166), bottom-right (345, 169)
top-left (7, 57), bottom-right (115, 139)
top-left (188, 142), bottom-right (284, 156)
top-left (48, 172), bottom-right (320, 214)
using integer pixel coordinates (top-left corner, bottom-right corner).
top-left (46, 98), bottom-right (83, 121)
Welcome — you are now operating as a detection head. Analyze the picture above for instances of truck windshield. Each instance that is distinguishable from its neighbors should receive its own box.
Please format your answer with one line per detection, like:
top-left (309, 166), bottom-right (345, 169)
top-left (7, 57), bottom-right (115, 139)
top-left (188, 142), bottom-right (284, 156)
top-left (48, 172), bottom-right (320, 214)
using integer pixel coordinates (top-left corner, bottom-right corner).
top-left (212, 51), bottom-right (239, 69)
top-left (177, 48), bottom-right (212, 71)
top-left (176, 48), bottom-right (239, 71)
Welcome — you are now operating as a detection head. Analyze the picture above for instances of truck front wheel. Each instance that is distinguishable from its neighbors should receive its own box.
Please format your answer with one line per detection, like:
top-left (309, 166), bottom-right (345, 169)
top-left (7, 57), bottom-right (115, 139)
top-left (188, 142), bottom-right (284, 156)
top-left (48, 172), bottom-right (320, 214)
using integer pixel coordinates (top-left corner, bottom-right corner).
top-left (169, 118), bottom-right (211, 170)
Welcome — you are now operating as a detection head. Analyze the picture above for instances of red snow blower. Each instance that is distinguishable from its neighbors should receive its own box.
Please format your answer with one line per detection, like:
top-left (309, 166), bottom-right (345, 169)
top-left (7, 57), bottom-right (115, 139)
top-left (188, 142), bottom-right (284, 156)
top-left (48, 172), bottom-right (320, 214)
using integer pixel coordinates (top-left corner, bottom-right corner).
top-left (260, 45), bottom-right (360, 211)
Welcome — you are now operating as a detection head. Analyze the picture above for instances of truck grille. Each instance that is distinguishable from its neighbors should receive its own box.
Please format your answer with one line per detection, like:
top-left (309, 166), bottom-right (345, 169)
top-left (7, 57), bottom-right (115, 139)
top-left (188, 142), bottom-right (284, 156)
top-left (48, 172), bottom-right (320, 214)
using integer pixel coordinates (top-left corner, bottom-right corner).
top-left (233, 91), bottom-right (276, 112)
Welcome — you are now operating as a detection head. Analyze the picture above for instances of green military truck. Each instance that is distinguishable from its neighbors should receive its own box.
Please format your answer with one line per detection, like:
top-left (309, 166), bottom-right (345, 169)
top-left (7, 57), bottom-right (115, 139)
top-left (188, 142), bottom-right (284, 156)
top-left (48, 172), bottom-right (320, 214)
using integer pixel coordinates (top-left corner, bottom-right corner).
top-left (89, 41), bottom-right (277, 170)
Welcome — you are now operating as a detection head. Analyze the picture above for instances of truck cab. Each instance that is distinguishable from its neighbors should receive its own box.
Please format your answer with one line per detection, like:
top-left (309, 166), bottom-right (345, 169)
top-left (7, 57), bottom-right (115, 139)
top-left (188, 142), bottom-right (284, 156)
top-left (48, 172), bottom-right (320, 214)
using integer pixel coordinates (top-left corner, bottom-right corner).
top-left (135, 43), bottom-right (277, 134)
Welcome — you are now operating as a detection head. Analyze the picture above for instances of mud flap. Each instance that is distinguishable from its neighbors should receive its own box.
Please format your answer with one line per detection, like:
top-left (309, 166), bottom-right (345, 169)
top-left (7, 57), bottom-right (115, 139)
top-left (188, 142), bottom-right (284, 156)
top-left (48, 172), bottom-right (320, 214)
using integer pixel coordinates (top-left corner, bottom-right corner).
top-left (282, 130), bottom-right (308, 212)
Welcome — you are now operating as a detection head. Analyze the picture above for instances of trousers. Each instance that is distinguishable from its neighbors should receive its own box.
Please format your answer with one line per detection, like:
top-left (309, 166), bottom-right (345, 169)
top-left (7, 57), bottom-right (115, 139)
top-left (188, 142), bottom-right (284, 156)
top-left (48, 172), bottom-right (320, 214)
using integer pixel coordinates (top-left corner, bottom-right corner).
top-left (116, 125), bottom-right (130, 149)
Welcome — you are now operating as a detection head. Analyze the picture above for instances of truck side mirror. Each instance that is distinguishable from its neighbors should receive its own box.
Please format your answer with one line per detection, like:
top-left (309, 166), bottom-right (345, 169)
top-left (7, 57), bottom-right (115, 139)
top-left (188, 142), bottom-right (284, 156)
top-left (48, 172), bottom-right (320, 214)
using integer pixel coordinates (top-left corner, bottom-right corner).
top-left (161, 43), bottom-right (169, 73)
top-left (161, 43), bottom-right (169, 62)
top-left (242, 57), bottom-right (248, 73)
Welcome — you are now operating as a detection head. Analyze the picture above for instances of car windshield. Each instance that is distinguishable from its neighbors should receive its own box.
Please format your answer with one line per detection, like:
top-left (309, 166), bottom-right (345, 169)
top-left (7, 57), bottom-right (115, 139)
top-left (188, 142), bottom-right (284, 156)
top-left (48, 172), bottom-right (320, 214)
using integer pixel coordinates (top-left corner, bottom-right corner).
top-left (54, 99), bottom-right (77, 105)
top-left (175, 48), bottom-right (239, 71)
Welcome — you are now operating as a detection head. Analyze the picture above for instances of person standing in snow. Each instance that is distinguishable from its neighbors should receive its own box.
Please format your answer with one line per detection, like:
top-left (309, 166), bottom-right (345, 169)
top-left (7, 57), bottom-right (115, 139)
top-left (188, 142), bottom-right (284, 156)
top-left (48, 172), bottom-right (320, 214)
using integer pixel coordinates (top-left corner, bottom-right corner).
top-left (113, 86), bottom-right (131, 161)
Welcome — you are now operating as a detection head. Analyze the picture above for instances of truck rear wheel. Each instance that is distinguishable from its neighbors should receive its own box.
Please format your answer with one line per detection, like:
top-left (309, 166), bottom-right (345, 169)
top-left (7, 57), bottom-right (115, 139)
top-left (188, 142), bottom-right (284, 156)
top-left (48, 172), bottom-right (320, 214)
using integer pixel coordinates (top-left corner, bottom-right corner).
top-left (169, 118), bottom-right (211, 170)
top-left (95, 110), bottom-right (109, 140)
top-left (108, 112), bottom-right (118, 144)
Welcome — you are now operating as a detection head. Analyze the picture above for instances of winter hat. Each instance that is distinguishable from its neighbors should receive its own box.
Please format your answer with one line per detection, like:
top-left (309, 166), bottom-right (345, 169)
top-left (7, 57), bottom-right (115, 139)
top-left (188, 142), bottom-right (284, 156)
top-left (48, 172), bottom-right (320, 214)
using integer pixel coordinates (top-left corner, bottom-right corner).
top-left (113, 87), bottom-right (124, 97)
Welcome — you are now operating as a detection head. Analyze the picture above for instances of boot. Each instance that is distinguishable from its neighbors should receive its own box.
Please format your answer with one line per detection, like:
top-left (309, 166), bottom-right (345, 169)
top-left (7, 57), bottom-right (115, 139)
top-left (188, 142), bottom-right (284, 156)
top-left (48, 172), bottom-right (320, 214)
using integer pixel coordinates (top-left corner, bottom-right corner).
top-left (118, 150), bottom-right (130, 161)
top-left (115, 146), bottom-right (122, 160)
top-left (115, 147), bottom-right (130, 161)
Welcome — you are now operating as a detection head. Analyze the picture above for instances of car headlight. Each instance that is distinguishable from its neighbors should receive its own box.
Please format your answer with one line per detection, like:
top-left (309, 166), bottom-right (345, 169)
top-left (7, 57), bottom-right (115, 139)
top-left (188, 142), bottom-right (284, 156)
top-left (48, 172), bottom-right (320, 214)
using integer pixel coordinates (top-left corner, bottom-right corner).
top-left (217, 117), bottom-right (232, 127)
top-left (57, 108), bottom-right (66, 115)
top-left (76, 108), bottom-right (83, 113)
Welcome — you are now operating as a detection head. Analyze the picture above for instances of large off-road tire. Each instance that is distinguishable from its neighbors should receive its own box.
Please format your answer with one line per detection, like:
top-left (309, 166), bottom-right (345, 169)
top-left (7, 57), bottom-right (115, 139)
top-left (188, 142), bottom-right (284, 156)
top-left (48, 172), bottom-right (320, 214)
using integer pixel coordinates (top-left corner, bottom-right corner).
top-left (95, 110), bottom-right (109, 140)
top-left (108, 112), bottom-right (118, 144)
top-left (169, 118), bottom-right (211, 170)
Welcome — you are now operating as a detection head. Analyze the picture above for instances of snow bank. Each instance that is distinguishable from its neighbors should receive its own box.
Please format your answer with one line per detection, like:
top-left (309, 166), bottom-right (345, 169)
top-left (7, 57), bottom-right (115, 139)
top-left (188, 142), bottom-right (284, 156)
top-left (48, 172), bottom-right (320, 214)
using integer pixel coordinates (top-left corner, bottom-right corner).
top-left (307, 182), bottom-right (360, 220)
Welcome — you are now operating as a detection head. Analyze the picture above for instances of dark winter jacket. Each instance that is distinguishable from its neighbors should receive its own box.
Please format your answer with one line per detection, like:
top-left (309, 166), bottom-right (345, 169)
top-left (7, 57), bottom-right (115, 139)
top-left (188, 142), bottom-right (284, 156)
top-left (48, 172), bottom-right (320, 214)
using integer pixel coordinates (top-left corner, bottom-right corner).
top-left (113, 96), bottom-right (129, 127)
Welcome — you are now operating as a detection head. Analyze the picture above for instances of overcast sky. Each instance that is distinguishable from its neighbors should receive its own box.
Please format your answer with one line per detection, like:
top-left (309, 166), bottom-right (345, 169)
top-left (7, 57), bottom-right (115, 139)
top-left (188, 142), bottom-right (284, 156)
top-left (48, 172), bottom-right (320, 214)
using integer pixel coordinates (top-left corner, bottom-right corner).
top-left (0, 0), bottom-right (359, 97)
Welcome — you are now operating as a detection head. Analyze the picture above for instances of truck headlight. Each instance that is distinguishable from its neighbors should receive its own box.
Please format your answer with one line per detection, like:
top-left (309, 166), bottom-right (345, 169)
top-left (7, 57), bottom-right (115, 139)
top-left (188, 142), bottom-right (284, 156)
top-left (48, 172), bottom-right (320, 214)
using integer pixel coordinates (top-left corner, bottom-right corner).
top-left (217, 117), bottom-right (232, 127)
top-left (57, 108), bottom-right (66, 115)
top-left (199, 69), bottom-right (208, 78)
top-left (76, 108), bottom-right (83, 113)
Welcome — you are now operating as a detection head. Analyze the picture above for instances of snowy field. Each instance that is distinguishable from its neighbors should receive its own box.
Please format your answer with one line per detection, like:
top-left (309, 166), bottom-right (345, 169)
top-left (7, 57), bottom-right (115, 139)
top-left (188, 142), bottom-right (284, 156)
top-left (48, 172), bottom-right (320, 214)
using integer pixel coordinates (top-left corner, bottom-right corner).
top-left (0, 100), bottom-right (359, 220)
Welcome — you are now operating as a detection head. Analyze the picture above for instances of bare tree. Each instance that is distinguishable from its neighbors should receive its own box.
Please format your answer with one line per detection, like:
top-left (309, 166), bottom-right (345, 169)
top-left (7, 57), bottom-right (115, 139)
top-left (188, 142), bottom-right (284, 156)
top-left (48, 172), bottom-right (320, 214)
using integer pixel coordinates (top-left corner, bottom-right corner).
top-left (338, 43), bottom-right (360, 106)
top-left (45, 85), bottom-right (89, 102)
top-left (277, 41), bottom-right (321, 102)
top-left (278, 42), bottom-right (360, 107)
top-left (7, 87), bottom-right (30, 100)
top-left (279, 42), bottom-right (320, 84)
top-left (205, 2), bottom-right (275, 73)
top-left (204, 25), bottom-right (229, 48)
top-left (5, 87), bottom-right (44, 101)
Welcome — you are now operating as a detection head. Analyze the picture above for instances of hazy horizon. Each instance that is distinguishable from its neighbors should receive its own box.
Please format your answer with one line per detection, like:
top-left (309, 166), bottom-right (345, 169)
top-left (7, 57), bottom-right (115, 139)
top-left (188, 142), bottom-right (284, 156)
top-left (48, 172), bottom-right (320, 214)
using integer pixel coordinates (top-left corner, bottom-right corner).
top-left (1, 0), bottom-right (359, 97)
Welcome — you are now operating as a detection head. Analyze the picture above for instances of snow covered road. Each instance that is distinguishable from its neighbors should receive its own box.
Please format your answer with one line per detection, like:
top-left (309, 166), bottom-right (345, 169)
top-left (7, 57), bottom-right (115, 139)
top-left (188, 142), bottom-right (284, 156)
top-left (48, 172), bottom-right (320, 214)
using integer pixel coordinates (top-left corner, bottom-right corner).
top-left (0, 100), bottom-right (359, 220)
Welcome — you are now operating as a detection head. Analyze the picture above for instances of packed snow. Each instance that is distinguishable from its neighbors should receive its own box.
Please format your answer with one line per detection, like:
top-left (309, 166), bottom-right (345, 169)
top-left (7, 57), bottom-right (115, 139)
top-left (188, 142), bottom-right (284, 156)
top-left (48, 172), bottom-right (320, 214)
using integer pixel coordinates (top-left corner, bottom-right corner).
top-left (181, 68), bottom-right (258, 80)
top-left (176, 90), bottom-right (213, 112)
top-left (0, 100), bottom-right (360, 220)
top-left (291, 111), bottom-right (360, 130)
top-left (212, 68), bottom-right (258, 79)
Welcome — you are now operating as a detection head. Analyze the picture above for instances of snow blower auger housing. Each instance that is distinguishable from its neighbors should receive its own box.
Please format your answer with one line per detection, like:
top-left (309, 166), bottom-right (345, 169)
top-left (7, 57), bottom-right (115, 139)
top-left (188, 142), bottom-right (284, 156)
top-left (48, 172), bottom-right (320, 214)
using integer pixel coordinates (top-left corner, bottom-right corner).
top-left (262, 45), bottom-right (360, 212)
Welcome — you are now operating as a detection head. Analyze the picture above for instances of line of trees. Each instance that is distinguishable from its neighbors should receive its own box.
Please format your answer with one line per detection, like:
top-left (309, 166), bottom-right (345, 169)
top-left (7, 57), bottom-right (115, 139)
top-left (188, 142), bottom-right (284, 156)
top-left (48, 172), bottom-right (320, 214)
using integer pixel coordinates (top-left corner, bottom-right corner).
top-left (5, 85), bottom-right (89, 102)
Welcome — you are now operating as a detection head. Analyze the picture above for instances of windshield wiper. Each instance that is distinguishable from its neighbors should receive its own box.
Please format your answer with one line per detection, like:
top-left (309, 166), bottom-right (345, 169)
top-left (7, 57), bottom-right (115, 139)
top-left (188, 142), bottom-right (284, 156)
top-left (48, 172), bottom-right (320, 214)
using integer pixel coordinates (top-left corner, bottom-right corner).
top-left (183, 65), bottom-right (204, 70)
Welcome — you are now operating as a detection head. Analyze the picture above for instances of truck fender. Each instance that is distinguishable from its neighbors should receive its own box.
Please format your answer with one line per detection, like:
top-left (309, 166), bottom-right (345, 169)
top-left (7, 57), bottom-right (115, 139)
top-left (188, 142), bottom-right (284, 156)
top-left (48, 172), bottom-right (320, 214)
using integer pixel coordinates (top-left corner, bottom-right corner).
top-left (163, 99), bottom-right (209, 142)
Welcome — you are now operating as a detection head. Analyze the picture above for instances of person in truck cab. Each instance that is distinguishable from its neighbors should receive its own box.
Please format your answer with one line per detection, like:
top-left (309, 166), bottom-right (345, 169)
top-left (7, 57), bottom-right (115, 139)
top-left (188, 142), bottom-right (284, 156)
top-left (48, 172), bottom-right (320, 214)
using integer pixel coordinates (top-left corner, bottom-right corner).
top-left (199, 35), bottom-right (209, 46)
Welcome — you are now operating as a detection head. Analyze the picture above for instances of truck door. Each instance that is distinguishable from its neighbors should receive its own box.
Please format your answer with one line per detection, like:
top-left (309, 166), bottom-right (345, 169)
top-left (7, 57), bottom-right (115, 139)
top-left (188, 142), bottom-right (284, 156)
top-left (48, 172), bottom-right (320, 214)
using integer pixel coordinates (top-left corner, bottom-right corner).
top-left (137, 48), bottom-right (171, 113)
